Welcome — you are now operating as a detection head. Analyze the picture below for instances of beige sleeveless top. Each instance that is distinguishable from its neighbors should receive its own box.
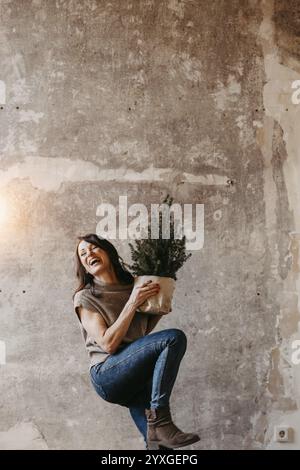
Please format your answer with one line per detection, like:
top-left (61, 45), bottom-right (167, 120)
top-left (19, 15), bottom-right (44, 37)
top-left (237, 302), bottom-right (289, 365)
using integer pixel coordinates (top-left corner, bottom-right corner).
top-left (73, 277), bottom-right (149, 370)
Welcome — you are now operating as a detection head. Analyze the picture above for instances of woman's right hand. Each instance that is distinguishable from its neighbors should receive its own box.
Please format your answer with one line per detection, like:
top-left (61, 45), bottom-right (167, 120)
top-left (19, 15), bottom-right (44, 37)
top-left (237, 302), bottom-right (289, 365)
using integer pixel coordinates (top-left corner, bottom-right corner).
top-left (128, 280), bottom-right (160, 309)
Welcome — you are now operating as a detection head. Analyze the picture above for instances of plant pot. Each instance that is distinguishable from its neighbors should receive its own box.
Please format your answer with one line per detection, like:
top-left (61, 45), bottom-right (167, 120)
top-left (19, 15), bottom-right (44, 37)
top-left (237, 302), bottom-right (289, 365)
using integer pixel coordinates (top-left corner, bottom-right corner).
top-left (133, 275), bottom-right (176, 315)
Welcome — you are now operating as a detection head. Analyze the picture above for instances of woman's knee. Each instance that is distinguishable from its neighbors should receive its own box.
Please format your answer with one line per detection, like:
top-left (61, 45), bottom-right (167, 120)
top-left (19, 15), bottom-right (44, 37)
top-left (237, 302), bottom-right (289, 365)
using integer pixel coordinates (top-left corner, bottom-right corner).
top-left (166, 328), bottom-right (187, 347)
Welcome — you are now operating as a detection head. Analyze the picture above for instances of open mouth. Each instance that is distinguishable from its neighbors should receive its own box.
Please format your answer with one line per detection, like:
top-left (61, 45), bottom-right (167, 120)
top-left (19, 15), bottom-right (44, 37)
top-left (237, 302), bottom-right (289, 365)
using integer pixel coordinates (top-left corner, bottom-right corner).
top-left (89, 258), bottom-right (102, 267)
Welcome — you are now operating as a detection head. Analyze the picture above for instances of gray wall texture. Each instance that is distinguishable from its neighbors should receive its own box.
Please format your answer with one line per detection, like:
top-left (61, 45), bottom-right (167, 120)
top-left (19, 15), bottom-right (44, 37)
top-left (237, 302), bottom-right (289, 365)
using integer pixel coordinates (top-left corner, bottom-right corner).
top-left (0, 0), bottom-right (300, 450)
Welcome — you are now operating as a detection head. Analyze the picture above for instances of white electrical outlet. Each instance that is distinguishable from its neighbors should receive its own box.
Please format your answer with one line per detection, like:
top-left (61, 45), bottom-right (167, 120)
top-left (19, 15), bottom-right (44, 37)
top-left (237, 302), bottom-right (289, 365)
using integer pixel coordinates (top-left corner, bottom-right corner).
top-left (274, 426), bottom-right (293, 443)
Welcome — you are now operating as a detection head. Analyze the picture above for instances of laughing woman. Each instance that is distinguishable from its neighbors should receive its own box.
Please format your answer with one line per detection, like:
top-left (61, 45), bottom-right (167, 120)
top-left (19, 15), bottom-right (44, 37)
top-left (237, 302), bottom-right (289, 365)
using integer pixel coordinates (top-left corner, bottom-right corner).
top-left (72, 233), bottom-right (200, 450)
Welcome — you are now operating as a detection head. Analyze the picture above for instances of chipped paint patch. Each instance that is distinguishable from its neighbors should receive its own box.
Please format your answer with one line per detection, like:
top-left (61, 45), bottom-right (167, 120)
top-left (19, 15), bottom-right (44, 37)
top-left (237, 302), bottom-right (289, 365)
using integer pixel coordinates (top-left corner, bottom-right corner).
top-left (0, 80), bottom-right (6, 104)
top-left (0, 157), bottom-right (230, 191)
top-left (213, 75), bottom-right (241, 111)
top-left (169, 52), bottom-right (202, 83)
top-left (18, 110), bottom-right (44, 124)
top-left (0, 422), bottom-right (48, 450)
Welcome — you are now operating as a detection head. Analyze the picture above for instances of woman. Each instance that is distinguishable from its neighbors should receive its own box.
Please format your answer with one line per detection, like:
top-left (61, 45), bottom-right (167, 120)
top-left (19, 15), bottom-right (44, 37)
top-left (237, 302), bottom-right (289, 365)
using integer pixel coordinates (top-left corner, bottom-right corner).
top-left (73, 233), bottom-right (200, 450)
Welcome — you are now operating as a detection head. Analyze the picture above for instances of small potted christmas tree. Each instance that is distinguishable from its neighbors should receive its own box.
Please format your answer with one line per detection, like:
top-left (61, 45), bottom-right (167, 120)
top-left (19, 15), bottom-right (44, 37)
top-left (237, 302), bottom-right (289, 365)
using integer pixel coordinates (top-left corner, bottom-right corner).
top-left (128, 194), bottom-right (192, 315)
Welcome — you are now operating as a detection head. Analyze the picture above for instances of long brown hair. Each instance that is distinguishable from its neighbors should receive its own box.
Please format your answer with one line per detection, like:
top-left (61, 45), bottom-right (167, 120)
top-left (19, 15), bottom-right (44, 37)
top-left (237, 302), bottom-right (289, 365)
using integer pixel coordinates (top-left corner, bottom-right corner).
top-left (73, 233), bottom-right (134, 299)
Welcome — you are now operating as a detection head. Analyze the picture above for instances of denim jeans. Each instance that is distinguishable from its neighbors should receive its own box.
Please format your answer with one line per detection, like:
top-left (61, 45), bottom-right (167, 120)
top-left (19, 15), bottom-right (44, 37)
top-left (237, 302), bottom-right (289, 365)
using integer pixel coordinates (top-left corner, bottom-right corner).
top-left (90, 328), bottom-right (187, 448)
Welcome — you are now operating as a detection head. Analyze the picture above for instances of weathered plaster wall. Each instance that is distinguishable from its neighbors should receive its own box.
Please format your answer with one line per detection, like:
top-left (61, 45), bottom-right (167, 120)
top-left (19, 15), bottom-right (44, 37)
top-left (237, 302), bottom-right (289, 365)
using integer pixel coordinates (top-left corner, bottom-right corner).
top-left (0, 0), bottom-right (299, 449)
top-left (256, 0), bottom-right (300, 449)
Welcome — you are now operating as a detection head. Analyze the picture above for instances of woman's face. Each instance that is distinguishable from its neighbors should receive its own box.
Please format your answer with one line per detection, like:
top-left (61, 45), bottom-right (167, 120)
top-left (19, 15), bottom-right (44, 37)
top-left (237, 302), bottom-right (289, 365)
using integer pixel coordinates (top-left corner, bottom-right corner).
top-left (78, 240), bottom-right (112, 277)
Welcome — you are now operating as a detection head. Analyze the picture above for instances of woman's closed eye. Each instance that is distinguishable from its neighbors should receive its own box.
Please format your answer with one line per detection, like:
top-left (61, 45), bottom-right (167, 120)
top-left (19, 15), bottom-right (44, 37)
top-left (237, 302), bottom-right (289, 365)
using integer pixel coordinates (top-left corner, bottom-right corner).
top-left (80, 246), bottom-right (99, 257)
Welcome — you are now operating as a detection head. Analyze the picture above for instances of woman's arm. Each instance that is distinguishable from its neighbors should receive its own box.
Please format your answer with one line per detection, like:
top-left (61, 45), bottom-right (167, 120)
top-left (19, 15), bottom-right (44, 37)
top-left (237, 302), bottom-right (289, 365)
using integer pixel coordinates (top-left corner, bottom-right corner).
top-left (78, 306), bottom-right (162, 352)
top-left (76, 281), bottom-right (160, 354)
top-left (78, 300), bottom-right (137, 354)
top-left (145, 314), bottom-right (164, 335)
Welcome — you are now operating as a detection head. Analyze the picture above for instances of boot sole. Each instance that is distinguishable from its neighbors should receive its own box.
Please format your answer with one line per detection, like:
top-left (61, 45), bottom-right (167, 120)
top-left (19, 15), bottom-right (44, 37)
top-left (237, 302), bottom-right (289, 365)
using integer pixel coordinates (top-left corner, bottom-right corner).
top-left (147, 434), bottom-right (200, 450)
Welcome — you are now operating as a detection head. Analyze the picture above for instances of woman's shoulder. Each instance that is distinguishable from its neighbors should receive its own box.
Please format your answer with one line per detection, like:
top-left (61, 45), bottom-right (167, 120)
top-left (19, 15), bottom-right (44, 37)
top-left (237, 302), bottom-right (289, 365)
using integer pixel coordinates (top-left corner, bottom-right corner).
top-left (73, 286), bottom-right (93, 304)
top-left (73, 285), bottom-right (107, 320)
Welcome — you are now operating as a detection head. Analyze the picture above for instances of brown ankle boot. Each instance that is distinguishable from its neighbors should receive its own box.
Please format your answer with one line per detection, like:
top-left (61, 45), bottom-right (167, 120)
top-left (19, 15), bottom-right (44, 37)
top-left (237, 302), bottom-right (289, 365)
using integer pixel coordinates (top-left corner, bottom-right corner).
top-left (145, 405), bottom-right (200, 450)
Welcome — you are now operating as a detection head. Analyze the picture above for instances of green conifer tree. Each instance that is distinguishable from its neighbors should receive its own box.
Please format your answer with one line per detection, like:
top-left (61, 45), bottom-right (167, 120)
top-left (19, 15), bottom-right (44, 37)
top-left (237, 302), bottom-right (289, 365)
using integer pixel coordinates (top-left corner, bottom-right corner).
top-left (128, 194), bottom-right (192, 281)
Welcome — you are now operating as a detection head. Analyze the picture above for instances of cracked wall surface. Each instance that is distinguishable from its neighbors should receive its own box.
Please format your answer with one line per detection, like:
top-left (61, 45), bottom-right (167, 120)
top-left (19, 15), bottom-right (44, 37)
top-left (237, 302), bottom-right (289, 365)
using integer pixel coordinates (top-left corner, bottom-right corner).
top-left (0, 0), bottom-right (299, 449)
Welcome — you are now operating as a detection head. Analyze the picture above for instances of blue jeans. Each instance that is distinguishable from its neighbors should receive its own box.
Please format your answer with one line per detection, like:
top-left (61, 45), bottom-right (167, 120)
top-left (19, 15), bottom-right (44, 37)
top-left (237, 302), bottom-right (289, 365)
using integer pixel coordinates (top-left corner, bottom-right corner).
top-left (90, 328), bottom-right (187, 448)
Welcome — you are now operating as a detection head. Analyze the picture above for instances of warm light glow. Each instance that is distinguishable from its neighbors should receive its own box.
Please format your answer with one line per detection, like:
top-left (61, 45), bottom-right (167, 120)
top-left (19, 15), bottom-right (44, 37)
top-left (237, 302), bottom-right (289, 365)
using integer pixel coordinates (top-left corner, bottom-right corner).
top-left (0, 196), bottom-right (8, 225)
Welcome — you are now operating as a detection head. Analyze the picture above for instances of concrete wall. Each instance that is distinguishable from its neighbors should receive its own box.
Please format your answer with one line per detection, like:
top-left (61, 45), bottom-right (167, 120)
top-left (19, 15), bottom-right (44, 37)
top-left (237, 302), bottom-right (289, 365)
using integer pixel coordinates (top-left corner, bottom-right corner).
top-left (0, 0), bottom-right (299, 449)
